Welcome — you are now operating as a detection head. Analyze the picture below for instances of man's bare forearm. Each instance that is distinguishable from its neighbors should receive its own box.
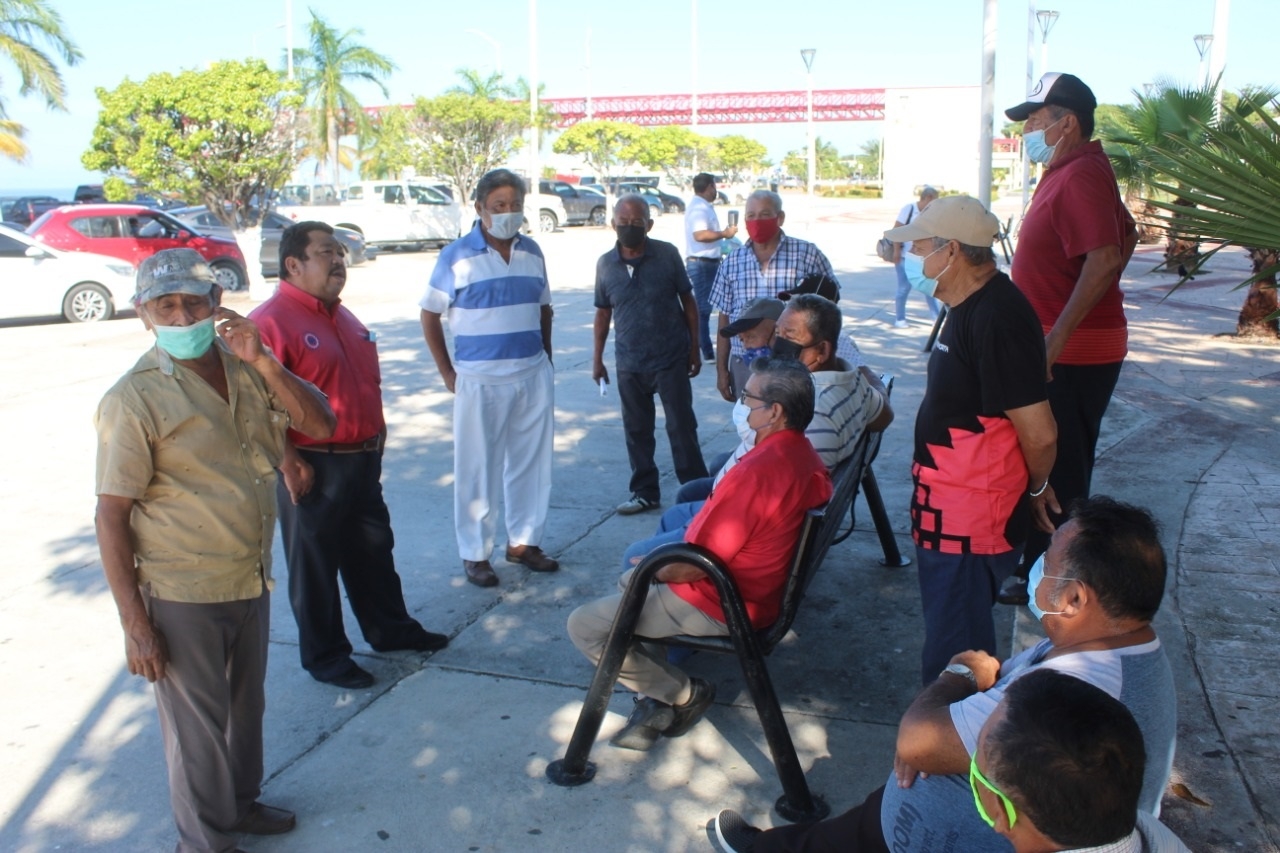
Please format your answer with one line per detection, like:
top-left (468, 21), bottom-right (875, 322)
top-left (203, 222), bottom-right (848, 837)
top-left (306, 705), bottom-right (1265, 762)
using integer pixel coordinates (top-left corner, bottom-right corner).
top-left (250, 354), bottom-right (335, 440)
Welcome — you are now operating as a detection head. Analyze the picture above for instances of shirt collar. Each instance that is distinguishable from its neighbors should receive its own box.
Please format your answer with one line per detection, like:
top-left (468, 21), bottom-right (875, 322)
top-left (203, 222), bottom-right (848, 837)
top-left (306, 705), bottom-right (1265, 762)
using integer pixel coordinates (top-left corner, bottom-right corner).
top-left (612, 241), bottom-right (649, 266)
top-left (1066, 827), bottom-right (1142, 853)
top-left (278, 279), bottom-right (341, 316)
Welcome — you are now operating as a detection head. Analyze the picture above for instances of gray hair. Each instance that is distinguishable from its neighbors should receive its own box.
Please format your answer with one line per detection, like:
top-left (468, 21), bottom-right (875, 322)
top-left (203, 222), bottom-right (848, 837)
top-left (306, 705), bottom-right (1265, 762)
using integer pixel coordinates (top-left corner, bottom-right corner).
top-left (931, 236), bottom-right (995, 266)
top-left (784, 293), bottom-right (842, 347)
top-left (920, 185), bottom-right (939, 200)
top-left (751, 357), bottom-right (815, 431)
top-left (613, 193), bottom-right (651, 220)
top-left (747, 189), bottom-right (783, 213)
top-left (475, 168), bottom-right (526, 206)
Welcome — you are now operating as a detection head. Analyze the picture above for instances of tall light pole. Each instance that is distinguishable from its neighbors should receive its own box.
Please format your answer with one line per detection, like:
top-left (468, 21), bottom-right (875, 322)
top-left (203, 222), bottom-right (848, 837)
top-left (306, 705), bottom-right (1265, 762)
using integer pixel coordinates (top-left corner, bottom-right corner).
top-left (285, 0), bottom-right (293, 80)
top-left (528, 0), bottom-right (540, 230)
top-left (466, 28), bottom-right (502, 75)
top-left (691, 0), bottom-right (699, 130)
top-left (801, 48), bottom-right (816, 198)
top-left (1036, 10), bottom-right (1059, 74)
top-left (979, 0), bottom-right (997, 208)
top-left (1020, 1), bottom-right (1035, 216)
top-left (584, 26), bottom-right (593, 120)
top-left (1194, 34), bottom-right (1214, 87)
top-left (1208, 0), bottom-right (1230, 117)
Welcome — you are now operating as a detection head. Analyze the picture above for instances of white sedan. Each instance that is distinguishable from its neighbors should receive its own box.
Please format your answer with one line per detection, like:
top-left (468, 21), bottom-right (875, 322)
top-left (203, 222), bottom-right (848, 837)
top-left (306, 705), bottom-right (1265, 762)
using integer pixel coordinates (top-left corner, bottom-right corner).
top-left (0, 225), bottom-right (135, 323)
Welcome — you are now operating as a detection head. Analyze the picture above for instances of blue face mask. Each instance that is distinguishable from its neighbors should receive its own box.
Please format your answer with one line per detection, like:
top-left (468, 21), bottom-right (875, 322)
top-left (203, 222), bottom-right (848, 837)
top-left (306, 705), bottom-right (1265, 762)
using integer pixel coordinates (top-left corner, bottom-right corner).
top-left (741, 344), bottom-right (771, 367)
top-left (902, 245), bottom-right (949, 299)
top-left (153, 316), bottom-right (216, 360)
top-left (1026, 555), bottom-right (1070, 621)
top-left (1023, 117), bottom-right (1064, 165)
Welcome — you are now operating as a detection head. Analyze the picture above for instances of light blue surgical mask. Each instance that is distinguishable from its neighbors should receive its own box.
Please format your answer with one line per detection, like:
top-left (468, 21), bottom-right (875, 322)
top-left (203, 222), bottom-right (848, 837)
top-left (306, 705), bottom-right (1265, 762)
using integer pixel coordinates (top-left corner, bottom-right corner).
top-left (1026, 555), bottom-right (1071, 621)
top-left (484, 211), bottom-right (523, 240)
top-left (902, 245), bottom-right (950, 299)
top-left (1023, 117), bottom-right (1065, 165)
top-left (153, 316), bottom-right (216, 360)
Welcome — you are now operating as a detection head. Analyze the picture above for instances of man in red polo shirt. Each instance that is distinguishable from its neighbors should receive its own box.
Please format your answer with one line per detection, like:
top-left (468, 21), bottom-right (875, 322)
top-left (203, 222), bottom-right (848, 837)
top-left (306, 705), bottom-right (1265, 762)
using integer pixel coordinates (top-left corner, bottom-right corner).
top-left (1000, 73), bottom-right (1139, 605)
top-left (251, 222), bottom-right (448, 689)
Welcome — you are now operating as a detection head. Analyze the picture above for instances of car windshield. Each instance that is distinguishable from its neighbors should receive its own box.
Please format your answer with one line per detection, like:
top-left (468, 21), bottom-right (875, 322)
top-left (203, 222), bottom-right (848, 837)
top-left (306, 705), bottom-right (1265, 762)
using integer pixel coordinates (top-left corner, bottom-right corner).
top-left (408, 184), bottom-right (446, 204)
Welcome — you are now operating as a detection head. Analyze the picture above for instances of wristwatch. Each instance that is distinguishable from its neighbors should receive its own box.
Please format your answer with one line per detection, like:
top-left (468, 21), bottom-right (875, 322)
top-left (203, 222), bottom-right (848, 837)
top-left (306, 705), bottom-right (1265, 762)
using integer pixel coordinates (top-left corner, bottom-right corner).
top-left (941, 663), bottom-right (978, 688)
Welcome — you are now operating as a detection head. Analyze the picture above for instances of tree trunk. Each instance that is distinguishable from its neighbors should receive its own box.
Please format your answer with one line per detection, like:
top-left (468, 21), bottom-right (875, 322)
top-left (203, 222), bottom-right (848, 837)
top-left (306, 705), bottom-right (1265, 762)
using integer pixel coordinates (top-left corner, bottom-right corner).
top-left (1238, 248), bottom-right (1280, 337)
top-left (327, 110), bottom-right (340, 189)
top-left (235, 225), bottom-right (271, 302)
top-left (1164, 196), bottom-right (1201, 269)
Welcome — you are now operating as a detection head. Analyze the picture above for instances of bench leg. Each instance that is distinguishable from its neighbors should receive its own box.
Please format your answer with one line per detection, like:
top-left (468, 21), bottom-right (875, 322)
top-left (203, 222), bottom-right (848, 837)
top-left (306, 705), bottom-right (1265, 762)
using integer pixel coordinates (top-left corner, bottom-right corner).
top-left (862, 467), bottom-right (911, 568)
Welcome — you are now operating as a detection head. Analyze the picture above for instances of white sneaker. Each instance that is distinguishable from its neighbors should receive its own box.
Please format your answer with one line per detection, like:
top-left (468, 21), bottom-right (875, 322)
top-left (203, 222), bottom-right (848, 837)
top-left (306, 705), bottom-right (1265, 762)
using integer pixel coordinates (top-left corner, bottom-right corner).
top-left (893, 319), bottom-right (909, 329)
top-left (616, 495), bottom-right (659, 515)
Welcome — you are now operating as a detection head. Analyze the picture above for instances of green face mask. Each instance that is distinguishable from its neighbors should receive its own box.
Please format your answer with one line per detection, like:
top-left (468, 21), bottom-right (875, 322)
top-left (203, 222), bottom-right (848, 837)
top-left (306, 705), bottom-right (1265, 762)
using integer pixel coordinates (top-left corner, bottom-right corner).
top-left (153, 316), bottom-right (216, 360)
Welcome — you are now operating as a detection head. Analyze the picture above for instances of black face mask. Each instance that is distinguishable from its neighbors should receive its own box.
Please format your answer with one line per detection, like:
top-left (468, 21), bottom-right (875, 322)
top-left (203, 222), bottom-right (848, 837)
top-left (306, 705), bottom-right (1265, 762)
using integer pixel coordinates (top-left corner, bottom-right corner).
top-left (770, 337), bottom-right (805, 361)
top-left (616, 224), bottom-right (647, 250)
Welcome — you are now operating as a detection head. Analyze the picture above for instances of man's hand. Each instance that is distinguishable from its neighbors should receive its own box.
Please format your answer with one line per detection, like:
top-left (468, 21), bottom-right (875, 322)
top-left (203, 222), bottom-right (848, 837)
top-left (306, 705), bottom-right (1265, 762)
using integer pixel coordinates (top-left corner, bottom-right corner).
top-left (124, 616), bottom-right (169, 682)
top-left (280, 453), bottom-right (315, 505)
top-left (716, 368), bottom-right (734, 403)
top-left (893, 246), bottom-right (903, 264)
top-left (687, 347), bottom-right (702, 378)
top-left (592, 361), bottom-right (609, 385)
top-left (441, 366), bottom-right (457, 393)
top-left (894, 750), bottom-right (930, 788)
top-left (215, 307), bottom-right (268, 364)
top-left (949, 650), bottom-right (1001, 692)
top-left (722, 224), bottom-right (738, 240)
top-left (1030, 484), bottom-right (1061, 534)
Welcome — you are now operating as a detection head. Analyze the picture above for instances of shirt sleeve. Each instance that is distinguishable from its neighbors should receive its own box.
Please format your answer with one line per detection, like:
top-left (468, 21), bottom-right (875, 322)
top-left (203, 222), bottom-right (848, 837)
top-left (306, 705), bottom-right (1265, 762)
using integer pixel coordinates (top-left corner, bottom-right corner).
top-left (1053, 160), bottom-right (1128, 258)
top-left (421, 249), bottom-right (456, 314)
top-left (685, 464), bottom-right (757, 565)
top-left (710, 259), bottom-right (732, 313)
top-left (593, 256), bottom-right (611, 309)
top-left (94, 390), bottom-right (154, 499)
top-left (810, 245), bottom-right (835, 278)
top-left (687, 199), bottom-right (714, 234)
top-left (671, 245), bottom-right (693, 294)
top-left (976, 299), bottom-right (1049, 415)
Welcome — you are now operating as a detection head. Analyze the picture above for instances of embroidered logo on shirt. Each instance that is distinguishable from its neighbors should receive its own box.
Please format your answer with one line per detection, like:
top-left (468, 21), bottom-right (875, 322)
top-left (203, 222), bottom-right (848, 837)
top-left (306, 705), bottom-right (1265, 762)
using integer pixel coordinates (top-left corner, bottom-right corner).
top-left (303, 332), bottom-right (320, 350)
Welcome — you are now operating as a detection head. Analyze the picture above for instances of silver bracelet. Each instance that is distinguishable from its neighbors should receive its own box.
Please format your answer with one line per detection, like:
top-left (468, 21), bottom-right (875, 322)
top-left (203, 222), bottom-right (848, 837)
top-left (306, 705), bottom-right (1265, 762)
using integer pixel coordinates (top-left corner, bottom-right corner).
top-left (1029, 480), bottom-right (1049, 498)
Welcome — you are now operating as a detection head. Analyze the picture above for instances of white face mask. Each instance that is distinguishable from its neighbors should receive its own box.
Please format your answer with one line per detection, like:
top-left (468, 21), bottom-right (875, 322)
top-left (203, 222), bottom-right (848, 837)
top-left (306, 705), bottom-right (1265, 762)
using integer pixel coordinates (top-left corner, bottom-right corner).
top-left (484, 211), bottom-right (523, 240)
top-left (731, 399), bottom-right (755, 442)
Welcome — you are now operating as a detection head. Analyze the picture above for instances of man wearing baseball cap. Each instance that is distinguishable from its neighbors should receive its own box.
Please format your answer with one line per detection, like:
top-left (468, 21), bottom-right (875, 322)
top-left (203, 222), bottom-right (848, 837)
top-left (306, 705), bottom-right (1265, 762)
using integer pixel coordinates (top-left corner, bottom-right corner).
top-left (94, 248), bottom-right (335, 851)
top-left (999, 72), bottom-right (1138, 606)
top-left (883, 197), bottom-right (1057, 684)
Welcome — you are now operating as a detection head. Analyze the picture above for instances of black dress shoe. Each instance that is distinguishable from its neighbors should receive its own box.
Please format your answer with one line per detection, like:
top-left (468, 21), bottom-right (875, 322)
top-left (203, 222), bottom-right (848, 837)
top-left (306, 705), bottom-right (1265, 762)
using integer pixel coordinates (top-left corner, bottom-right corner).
top-left (664, 678), bottom-right (716, 737)
top-left (376, 630), bottom-right (449, 653)
top-left (505, 545), bottom-right (560, 572)
top-left (464, 559), bottom-right (499, 587)
top-left (233, 801), bottom-right (296, 835)
top-left (997, 575), bottom-right (1030, 606)
top-left (610, 696), bottom-right (675, 751)
top-left (314, 662), bottom-right (374, 690)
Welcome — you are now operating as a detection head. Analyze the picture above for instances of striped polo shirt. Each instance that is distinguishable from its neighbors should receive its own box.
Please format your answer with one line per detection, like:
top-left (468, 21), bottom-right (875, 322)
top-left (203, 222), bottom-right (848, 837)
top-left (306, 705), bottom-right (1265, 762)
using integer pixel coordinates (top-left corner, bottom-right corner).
top-left (421, 222), bottom-right (552, 381)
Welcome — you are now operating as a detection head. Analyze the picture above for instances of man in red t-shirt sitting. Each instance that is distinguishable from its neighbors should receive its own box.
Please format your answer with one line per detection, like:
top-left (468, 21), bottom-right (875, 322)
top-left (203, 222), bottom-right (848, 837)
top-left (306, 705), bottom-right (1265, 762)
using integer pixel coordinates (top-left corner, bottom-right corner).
top-left (567, 358), bottom-right (833, 751)
top-left (1000, 73), bottom-right (1139, 605)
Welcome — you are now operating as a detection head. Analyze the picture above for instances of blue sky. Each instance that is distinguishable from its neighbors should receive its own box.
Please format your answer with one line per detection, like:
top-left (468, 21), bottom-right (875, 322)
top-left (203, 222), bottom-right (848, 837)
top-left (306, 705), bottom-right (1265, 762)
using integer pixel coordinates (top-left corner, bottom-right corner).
top-left (1, 0), bottom-right (1271, 192)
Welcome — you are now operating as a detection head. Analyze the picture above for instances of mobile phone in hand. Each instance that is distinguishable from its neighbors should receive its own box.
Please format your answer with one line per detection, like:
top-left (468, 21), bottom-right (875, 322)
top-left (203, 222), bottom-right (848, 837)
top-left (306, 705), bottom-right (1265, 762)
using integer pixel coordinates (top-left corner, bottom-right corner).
top-left (728, 210), bottom-right (739, 228)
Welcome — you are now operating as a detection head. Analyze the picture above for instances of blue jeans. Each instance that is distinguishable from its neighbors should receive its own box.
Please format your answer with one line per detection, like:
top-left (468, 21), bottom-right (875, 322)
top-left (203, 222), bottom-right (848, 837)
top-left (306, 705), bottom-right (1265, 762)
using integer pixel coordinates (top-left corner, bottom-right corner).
top-left (619, 500), bottom-right (705, 573)
top-left (915, 547), bottom-right (1019, 684)
top-left (686, 258), bottom-right (720, 357)
top-left (894, 261), bottom-right (940, 322)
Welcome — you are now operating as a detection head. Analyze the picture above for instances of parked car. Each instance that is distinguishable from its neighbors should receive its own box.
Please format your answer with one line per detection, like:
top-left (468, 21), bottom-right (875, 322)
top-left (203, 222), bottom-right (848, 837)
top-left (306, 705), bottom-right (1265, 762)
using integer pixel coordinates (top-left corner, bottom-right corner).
top-left (539, 180), bottom-right (607, 226)
top-left (0, 226), bottom-right (135, 323)
top-left (168, 206), bottom-right (372, 277)
top-left (4, 196), bottom-right (66, 228)
top-left (274, 179), bottom-right (463, 250)
top-left (615, 182), bottom-right (685, 215)
top-left (27, 203), bottom-right (250, 291)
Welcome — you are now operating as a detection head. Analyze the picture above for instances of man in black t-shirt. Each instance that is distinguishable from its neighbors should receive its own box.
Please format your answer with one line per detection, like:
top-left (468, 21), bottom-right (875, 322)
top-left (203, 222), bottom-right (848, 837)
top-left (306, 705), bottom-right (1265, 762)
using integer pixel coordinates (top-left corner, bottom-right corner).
top-left (884, 197), bottom-right (1059, 683)
top-left (593, 194), bottom-right (708, 516)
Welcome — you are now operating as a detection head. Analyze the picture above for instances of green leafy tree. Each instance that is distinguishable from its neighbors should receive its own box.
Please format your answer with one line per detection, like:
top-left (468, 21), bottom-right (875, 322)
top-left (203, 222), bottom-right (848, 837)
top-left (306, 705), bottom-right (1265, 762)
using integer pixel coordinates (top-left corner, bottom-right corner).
top-left (409, 92), bottom-right (527, 204)
top-left (552, 119), bottom-right (642, 186)
top-left (448, 67), bottom-right (512, 99)
top-left (292, 11), bottom-right (395, 187)
top-left (782, 138), bottom-right (849, 183)
top-left (82, 60), bottom-right (304, 229)
top-left (359, 105), bottom-right (419, 180)
top-left (1143, 104), bottom-right (1280, 336)
top-left (707, 134), bottom-right (767, 183)
top-left (0, 0), bottom-right (81, 162)
top-left (625, 126), bottom-right (712, 188)
top-left (855, 138), bottom-right (881, 181)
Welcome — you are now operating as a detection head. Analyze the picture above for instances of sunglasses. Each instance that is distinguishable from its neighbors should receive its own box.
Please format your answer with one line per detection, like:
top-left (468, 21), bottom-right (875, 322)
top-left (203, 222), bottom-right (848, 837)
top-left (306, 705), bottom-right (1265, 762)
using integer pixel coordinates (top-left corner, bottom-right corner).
top-left (970, 754), bottom-right (1018, 830)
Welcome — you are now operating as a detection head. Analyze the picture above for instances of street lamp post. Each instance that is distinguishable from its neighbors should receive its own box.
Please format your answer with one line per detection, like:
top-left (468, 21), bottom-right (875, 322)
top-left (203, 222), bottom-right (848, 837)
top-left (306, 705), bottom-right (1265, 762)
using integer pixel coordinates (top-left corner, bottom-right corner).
top-left (1194, 34), bottom-right (1214, 87)
top-left (801, 48), bottom-right (816, 198)
top-left (1036, 10), bottom-right (1059, 74)
top-left (466, 28), bottom-right (503, 75)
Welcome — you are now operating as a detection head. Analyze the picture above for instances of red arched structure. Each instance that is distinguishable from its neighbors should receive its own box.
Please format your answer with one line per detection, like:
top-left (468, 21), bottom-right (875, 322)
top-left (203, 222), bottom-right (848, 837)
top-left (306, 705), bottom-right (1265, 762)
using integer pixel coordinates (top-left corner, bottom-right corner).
top-left (542, 88), bottom-right (886, 127)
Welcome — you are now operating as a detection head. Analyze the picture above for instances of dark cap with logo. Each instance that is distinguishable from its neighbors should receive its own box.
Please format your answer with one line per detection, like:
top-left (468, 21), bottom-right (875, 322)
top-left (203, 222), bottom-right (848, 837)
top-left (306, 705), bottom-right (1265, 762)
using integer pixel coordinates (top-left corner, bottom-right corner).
top-left (135, 248), bottom-right (217, 304)
top-left (1005, 72), bottom-right (1097, 122)
top-left (721, 297), bottom-right (785, 337)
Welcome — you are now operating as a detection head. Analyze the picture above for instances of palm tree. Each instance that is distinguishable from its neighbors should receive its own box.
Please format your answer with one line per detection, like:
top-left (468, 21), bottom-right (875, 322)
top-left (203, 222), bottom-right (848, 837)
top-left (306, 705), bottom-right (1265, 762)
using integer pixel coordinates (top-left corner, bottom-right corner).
top-left (1143, 100), bottom-right (1280, 337)
top-left (0, 0), bottom-right (81, 162)
top-left (292, 11), bottom-right (395, 186)
top-left (448, 68), bottom-right (513, 99)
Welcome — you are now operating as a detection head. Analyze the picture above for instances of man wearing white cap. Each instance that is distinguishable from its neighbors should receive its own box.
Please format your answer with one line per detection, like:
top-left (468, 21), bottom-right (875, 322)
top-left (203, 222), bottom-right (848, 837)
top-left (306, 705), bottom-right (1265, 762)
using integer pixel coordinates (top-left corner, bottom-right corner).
top-left (999, 72), bottom-right (1138, 605)
top-left (884, 197), bottom-right (1058, 684)
top-left (94, 248), bottom-right (335, 851)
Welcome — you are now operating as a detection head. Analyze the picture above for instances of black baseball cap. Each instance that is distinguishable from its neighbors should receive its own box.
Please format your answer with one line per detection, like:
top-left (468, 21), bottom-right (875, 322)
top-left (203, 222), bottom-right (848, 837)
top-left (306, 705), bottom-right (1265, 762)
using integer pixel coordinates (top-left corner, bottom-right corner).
top-left (1005, 72), bottom-right (1097, 121)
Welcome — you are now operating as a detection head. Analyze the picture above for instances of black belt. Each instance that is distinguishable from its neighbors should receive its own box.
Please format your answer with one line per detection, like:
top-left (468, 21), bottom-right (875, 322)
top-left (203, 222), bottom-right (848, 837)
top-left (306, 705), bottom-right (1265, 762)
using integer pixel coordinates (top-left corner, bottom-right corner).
top-left (299, 435), bottom-right (383, 454)
top-left (687, 256), bottom-right (720, 263)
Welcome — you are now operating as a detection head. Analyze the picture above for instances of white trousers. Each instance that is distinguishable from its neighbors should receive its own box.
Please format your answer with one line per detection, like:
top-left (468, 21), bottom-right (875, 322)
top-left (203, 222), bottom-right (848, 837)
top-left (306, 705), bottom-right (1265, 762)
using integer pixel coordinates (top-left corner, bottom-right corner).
top-left (453, 361), bottom-right (554, 561)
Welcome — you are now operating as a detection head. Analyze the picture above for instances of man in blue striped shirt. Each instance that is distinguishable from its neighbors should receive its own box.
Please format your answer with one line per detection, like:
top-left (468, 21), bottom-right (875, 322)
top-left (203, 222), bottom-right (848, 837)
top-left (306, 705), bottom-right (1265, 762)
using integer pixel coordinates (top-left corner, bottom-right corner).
top-left (420, 169), bottom-right (559, 588)
top-left (710, 190), bottom-right (835, 401)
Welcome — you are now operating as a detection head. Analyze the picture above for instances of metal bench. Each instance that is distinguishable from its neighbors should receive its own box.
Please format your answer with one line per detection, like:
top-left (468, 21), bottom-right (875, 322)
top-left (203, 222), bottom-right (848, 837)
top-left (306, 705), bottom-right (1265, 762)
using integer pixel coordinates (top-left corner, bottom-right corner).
top-left (547, 423), bottom-right (897, 823)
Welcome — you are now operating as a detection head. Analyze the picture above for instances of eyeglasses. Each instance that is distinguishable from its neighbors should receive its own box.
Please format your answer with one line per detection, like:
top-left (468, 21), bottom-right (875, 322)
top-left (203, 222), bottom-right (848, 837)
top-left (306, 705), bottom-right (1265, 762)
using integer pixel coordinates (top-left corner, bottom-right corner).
top-left (738, 390), bottom-right (771, 409)
top-left (970, 754), bottom-right (1018, 830)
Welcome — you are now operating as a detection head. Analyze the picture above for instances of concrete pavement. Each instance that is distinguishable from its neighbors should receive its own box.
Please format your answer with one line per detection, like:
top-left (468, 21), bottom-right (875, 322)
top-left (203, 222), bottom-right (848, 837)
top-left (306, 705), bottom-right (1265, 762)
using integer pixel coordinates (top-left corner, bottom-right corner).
top-left (0, 196), bottom-right (1275, 852)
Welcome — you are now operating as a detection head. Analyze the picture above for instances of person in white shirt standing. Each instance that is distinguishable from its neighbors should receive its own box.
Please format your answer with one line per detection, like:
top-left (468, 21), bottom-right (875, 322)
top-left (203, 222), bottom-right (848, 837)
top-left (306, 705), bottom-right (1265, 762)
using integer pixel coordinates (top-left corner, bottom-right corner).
top-left (684, 173), bottom-right (738, 361)
top-left (891, 185), bottom-right (940, 328)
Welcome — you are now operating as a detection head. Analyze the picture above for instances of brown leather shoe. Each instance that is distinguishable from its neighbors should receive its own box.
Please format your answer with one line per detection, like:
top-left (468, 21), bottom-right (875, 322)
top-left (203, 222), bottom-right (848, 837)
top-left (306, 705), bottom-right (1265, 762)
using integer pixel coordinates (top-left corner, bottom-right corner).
top-left (464, 559), bottom-right (498, 587)
top-left (233, 801), bottom-right (296, 835)
top-left (505, 544), bottom-right (559, 572)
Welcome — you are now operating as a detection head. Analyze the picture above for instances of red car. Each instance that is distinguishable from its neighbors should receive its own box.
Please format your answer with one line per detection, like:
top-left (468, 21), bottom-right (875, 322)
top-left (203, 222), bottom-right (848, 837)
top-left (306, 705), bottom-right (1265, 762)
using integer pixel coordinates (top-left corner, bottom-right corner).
top-left (27, 204), bottom-right (249, 291)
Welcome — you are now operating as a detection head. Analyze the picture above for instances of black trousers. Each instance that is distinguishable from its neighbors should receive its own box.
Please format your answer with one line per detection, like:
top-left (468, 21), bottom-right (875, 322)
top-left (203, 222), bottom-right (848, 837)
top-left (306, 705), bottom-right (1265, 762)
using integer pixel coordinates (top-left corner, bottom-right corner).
top-left (755, 785), bottom-right (890, 853)
top-left (1020, 360), bottom-right (1123, 568)
top-left (278, 449), bottom-right (425, 679)
top-left (616, 363), bottom-right (708, 502)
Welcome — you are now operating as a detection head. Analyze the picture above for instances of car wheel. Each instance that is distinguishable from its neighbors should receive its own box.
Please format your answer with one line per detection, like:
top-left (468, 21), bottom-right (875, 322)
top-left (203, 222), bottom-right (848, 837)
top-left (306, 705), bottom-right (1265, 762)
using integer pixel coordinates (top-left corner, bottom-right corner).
top-left (649, 203), bottom-right (664, 218)
top-left (540, 210), bottom-right (558, 232)
top-left (211, 260), bottom-right (246, 292)
top-left (63, 283), bottom-right (113, 323)
top-left (665, 202), bottom-right (682, 214)
top-left (589, 206), bottom-right (606, 227)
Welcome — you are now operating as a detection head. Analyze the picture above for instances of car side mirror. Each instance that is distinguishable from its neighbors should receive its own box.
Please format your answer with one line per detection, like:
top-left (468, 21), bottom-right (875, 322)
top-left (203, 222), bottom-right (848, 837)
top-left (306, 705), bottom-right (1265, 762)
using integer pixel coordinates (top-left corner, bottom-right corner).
top-left (25, 244), bottom-right (52, 259)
